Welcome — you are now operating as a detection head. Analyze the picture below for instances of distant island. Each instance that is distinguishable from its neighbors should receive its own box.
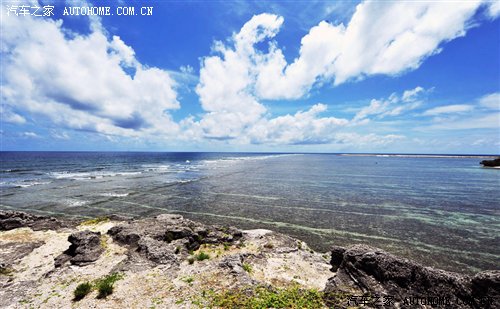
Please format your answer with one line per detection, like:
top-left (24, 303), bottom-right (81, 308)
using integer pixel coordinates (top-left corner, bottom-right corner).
top-left (480, 157), bottom-right (500, 167)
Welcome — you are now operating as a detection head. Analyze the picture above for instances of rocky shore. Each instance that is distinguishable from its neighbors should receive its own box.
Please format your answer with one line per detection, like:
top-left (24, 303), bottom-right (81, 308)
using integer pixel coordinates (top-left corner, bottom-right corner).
top-left (0, 210), bottom-right (498, 308)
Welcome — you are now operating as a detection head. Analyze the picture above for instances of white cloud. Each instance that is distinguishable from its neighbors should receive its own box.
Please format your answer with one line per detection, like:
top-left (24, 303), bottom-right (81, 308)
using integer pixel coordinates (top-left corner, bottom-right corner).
top-left (180, 65), bottom-right (194, 74)
top-left (2, 109), bottom-right (26, 124)
top-left (487, 0), bottom-right (500, 18)
top-left (2, 2), bottom-right (497, 149)
top-left (479, 92), bottom-right (500, 110)
top-left (402, 87), bottom-right (425, 102)
top-left (247, 104), bottom-right (348, 145)
top-left (334, 132), bottom-right (406, 147)
top-left (253, 2), bottom-right (486, 99)
top-left (353, 86), bottom-right (425, 122)
top-left (50, 130), bottom-right (70, 140)
top-left (22, 132), bottom-right (40, 138)
top-left (423, 104), bottom-right (474, 116)
top-left (194, 14), bottom-right (350, 144)
top-left (1, 3), bottom-right (179, 138)
top-left (422, 113), bottom-right (500, 130)
top-left (194, 15), bottom-right (280, 139)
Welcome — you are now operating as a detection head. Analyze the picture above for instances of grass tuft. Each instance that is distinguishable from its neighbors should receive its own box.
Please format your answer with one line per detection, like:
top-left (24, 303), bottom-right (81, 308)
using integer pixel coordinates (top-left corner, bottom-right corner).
top-left (73, 282), bottom-right (92, 301)
top-left (195, 251), bottom-right (210, 261)
top-left (95, 273), bottom-right (123, 299)
top-left (242, 263), bottom-right (252, 273)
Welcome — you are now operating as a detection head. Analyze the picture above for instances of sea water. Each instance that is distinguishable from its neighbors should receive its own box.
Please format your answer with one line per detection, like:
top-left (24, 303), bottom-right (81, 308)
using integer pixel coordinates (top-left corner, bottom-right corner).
top-left (1, 152), bottom-right (498, 274)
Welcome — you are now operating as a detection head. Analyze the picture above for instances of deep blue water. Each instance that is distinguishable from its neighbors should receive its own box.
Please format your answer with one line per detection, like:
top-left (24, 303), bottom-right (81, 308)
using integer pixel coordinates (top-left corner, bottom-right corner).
top-left (1, 152), bottom-right (498, 274)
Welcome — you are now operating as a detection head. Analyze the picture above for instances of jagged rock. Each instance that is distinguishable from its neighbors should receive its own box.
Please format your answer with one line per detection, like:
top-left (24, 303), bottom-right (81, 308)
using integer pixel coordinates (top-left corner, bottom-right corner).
top-left (137, 237), bottom-right (178, 264)
top-left (330, 245), bottom-right (345, 272)
top-left (219, 254), bottom-right (256, 286)
top-left (471, 270), bottom-right (500, 301)
top-left (55, 230), bottom-right (104, 267)
top-left (107, 225), bottom-right (141, 246)
top-left (219, 254), bottom-right (244, 275)
top-left (107, 214), bottom-right (242, 264)
top-left (0, 211), bottom-right (69, 231)
top-left (324, 244), bottom-right (499, 309)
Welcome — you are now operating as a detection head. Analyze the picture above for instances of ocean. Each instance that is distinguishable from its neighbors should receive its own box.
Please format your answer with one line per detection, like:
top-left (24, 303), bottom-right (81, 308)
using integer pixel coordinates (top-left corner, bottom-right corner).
top-left (0, 151), bottom-right (498, 274)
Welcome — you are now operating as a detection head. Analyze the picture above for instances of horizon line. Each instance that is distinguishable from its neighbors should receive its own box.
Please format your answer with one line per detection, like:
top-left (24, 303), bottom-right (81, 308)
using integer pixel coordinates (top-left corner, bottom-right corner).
top-left (0, 150), bottom-right (498, 157)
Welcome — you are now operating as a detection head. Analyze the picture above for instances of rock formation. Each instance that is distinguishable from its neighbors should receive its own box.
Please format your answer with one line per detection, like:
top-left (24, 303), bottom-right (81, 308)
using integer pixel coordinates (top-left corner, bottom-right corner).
top-left (324, 244), bottom-right (499, 308)
top-left (55, 230), bottom-right (105, 267)
top-left (107, 213), bottom-right (243, 265)
top-left (0, 210), bottom-right (70, 231)
top-left (0, 211), bottom-right (498, 308)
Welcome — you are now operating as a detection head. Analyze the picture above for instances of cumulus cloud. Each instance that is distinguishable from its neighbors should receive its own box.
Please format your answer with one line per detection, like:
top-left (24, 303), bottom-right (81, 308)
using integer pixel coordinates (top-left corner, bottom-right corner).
top-left (250, 2), bottom-right (490, 99)
top-left (247, 104), bottom-right (348, 145)
top-left (194, 14), bottom-right (350, 144)
top-left (195, 14), bottom-right (281, 139)
top-left (3, 1), bottom-right (497, 149)
top-left (1, 3), bottom-right (179, 137)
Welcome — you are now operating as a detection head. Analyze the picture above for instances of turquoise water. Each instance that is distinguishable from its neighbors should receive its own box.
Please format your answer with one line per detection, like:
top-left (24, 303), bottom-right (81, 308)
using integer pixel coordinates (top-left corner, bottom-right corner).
top-left (1, 152), bottom-right (498, 274)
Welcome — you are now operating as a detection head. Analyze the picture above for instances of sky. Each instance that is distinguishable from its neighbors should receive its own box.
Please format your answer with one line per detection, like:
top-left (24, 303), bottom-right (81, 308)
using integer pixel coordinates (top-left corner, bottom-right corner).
top-left (1, 0), bottom-right (499, 154)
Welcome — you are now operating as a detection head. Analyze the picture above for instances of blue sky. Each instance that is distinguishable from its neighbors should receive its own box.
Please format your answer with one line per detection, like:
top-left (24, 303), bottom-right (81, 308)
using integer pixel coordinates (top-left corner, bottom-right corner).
top-left (1, 0), bottom-right (499, 153)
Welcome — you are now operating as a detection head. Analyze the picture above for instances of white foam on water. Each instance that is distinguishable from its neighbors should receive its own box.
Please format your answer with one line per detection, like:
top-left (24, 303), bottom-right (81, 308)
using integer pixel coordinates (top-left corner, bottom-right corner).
top-left (50, 170), bottom-right (141, 180)
top-left (63, 199), bottom-right (89, 207)
top-left (100, 192), bottom-right (130, 197)
top-left (142, 164), bottom-right (173, 172)
top-left (13, 181), bottom-right (51, 188)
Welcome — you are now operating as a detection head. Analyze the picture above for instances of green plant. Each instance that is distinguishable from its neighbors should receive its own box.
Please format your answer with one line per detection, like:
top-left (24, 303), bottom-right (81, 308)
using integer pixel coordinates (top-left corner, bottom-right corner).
top-left (80, 216), bottom-right (109, 226)
top-left (182, 276), bottom-right (194, 284)
top-left (95, 273), bottom-right (123, 299)
top-left (242, 263), bottom-right (252, 273)
top-left (175, 246), bottom-right (181, 254)
top-left (73, 282), bottom-right (92, 301)
top-left (202, 284), bottom-right (325, 308)
top-left (188, 257), bottom-right (195, 264)
top-left (195, 251), bottom-right (210, 261)
top-left (223, 243), bottom-right (230, 251)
